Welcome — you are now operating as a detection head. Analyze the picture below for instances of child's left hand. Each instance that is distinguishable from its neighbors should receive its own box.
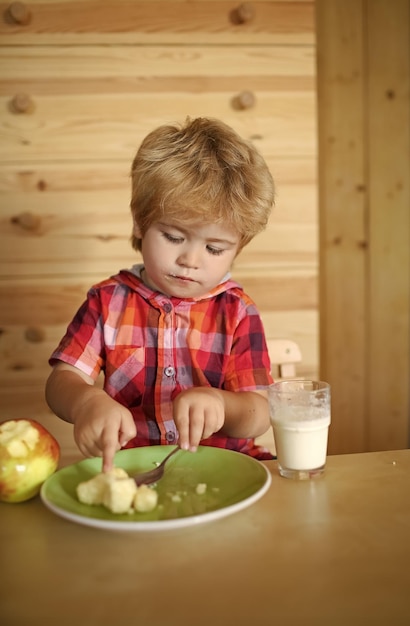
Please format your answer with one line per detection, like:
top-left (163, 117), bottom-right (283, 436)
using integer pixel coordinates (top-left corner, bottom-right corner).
top-left (172, 387), bottom-right (225, 452)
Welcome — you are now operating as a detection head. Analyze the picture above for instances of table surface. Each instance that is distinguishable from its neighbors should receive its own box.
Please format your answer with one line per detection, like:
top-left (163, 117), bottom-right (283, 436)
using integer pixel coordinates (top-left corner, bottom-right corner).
top-left (1, 448), bottom-right (410, 626)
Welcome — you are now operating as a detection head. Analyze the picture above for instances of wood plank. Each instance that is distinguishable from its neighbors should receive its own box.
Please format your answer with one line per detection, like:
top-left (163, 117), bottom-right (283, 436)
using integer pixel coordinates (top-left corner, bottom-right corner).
top-left (0, 75), bottom-right (315, 97)
top-left (0, 324), bottom-right (66, 387)
top-left (0, 1), bottom-right (314, 45)
top-left (0, 92), bottom-right (316, 162)
top-left (0, 162), bottom-right (133, 192)
top-left (367, 0), bottom-right (410, 450)
top-left (0, 280), bottom-right (96, 325)
top-left (236, 271), bottom-right (318, 311)
top-left (0, 46), bottom-right (315, 81)
top-left (260, 309), bottom-right (318, 377)
top-left (317, 0), bottom-right (367, 453)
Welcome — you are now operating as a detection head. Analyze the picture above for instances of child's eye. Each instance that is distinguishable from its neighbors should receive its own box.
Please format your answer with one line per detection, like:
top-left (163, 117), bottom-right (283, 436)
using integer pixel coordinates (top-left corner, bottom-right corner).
top-left (163, 232), bottom-right (183, 244)
top-left (206, 245), bottom-right (224, 256)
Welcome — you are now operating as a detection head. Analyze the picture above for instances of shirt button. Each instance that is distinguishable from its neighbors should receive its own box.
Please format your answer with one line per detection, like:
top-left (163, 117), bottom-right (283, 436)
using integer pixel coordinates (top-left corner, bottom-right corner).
top-left (165, 431), bottom-right (176, 443)
top-left (164, 366), bottom-right (175, 377)
top-left (163, 302), bottom-right (172, 313)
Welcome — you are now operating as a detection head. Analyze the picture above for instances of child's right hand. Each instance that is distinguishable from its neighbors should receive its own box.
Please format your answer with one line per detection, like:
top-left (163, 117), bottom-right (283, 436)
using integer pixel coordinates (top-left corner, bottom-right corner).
top-left (45, 363), bottom-right (136, 472)
top-left (72, 394), bottom-right (136, 472)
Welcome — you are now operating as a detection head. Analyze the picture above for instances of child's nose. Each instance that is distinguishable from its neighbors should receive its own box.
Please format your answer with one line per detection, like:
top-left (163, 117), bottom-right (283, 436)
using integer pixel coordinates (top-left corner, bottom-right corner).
top-left (177, 246), bottom-right (200, 268)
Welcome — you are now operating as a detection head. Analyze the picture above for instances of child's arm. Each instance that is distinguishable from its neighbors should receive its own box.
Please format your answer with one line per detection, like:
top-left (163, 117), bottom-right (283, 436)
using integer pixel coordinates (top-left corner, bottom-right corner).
top-left (173, 387), bottom-right (270, 452)
top-left (45, 362), bottom-right (136, 471)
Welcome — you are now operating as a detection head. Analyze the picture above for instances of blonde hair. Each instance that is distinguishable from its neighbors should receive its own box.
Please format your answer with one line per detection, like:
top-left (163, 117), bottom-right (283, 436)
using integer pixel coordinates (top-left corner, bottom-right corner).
top-left (130, 117), bottom-right (275, 251)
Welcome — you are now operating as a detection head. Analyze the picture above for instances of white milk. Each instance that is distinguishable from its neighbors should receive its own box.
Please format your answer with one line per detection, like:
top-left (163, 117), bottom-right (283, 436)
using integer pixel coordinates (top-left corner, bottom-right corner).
top-left (271, 412), bottom-right (330, 471)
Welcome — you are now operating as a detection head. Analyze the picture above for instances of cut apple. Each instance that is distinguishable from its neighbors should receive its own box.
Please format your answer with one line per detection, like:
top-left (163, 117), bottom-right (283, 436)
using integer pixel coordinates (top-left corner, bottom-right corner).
top-left (0, 419), bottom-right (60, 503)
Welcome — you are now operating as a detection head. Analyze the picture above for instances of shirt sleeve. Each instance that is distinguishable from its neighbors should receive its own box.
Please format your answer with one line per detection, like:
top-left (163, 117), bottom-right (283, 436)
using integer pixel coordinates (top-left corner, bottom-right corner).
top-left (49, 287), bottom-right (105, 380)
top-left (223, 301), bottom-right (273, 392)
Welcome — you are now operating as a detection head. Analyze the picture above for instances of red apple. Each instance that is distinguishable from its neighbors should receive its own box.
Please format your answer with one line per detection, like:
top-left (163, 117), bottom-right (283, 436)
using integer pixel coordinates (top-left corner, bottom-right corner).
top-left (0, 419), bottom-right (60, 503)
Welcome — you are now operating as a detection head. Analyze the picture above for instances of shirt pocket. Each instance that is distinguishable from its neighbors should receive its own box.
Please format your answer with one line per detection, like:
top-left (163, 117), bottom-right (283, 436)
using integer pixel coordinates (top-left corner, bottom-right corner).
top-left (104, 346), bottom-right (146, 391)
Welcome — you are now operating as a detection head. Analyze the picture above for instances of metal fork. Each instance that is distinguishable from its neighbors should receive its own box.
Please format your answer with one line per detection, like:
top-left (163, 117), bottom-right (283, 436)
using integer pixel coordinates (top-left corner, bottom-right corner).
top-left (132, 446), bottom-right (180, 486)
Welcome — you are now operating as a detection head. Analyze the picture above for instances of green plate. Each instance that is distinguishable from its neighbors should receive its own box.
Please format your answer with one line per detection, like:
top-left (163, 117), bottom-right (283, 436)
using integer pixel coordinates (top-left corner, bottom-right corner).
top-left (40, 445), bottom-right (271, 531)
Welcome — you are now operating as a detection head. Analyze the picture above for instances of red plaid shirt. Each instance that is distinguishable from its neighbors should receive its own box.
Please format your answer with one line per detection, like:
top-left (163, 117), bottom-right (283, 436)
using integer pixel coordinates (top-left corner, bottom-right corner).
top-left (50, 265), bottom-right (274, 459)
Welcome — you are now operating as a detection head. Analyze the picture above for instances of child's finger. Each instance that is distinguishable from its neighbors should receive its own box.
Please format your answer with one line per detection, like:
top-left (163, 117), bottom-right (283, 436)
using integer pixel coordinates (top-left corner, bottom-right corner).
top-left (102, 441), bottom-right (117, 473)
top-left (101, 423), bottom-right (122, 472)
top-left (175, 412), bottom-right (190, 450)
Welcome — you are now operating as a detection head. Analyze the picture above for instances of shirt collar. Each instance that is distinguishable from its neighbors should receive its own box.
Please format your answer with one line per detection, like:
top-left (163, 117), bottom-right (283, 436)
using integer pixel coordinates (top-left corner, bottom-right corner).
top-left (113, 264), bottom-right (241, 302)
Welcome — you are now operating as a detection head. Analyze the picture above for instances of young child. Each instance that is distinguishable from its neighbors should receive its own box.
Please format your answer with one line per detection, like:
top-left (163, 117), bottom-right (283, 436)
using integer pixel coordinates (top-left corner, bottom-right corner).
top-left (45, 117), bottom-right (275, 472)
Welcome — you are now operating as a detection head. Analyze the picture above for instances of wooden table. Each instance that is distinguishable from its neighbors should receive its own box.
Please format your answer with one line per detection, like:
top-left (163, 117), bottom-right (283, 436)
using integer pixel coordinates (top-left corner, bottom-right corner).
top-left (1, 449), bottom-right (409, 626)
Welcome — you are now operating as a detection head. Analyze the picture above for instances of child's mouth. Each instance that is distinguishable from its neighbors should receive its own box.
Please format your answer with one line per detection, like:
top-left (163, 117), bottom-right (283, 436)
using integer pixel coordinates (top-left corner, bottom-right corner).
top-left (172, 275), bottom-right (194, 282)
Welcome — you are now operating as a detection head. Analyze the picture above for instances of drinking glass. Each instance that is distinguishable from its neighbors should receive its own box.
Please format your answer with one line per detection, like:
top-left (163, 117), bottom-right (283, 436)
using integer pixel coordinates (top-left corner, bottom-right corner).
top-left (268, 380), bottom-right (331, 480)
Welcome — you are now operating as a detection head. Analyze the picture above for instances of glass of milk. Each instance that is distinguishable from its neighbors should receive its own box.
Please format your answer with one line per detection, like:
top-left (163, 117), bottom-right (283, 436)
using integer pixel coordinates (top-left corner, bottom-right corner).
top-left (268, 380), bottom-right (331, 480)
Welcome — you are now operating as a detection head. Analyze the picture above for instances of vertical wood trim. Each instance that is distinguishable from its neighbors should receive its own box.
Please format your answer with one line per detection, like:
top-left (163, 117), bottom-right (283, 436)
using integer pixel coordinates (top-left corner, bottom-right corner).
top-left (316, 0), bottom-right (368, 453)
top-left (367, 0), bottom-right (410, 449)
top-left (317, 0), bottom-right (410, 453)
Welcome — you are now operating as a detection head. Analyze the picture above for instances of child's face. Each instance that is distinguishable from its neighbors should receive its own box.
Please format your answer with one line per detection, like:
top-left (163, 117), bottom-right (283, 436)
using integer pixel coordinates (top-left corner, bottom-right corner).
top-left (134, 219), bottom-right (240, 298)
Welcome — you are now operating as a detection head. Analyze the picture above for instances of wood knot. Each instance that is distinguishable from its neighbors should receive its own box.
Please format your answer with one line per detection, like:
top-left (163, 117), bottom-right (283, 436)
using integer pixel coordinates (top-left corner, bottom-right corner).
top-left (11, 361), bottom-right (33, 371)
top-left (11, 211), bottom-right (42, 233)
top-left (25, 326), bottom-right (46, 343)
top-left (232, 90), bottom-right (256, 110)
top-left (230, 3), bottom-right (255, 25)
top-left (4, 2), bottom-right (32, 26)
top-left (96, 234), bottom-right (116, 242)
top-left (10, 93), bottom-right (35, 114)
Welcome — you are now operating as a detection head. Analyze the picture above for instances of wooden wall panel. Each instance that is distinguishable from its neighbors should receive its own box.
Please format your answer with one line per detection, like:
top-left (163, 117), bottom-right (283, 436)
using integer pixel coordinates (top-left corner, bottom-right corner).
top-left (0, 1), bottom-right (314, 45)
top-left (0, 1), bottom-right (318, 445)
top-left (367, 0), bottom-right (410, 450)
top-left (0, 46), bottom-right (316, 167)
top-left (0, 96), bottom-right (315, 162)
top-left (317, 0), bottom-right (367, 453)
top-left (317, 0), bottom-right (410, 453)
top-left (0, 45), bottom-right (315, 79)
